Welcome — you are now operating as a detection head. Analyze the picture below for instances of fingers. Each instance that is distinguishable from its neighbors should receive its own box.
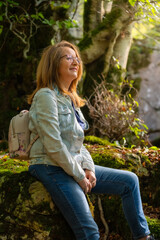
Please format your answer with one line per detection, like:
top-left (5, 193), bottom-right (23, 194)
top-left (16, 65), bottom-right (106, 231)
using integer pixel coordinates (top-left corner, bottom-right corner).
top-left (78, 175), bottom-right (96, 194)
top-left (84, 179), bottom-right (94, 193)
top-left (85, 170), bottom-right (97, 188)
top-left (87, 180), bottom-right (92, 193)
top-left (89, 176), bottom-right (96, 186)
top-left (78, 177), bottom-right (91, 194)
top-left (83, 179), bottom-right (92, 194)
top-left (91, 179), bottom-right (96, 188)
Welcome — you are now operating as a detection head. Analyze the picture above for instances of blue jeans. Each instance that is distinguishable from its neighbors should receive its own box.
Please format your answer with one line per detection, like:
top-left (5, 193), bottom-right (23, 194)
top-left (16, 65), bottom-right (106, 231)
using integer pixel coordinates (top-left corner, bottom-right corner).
top-left (29, 164), bottom-right (150, 240)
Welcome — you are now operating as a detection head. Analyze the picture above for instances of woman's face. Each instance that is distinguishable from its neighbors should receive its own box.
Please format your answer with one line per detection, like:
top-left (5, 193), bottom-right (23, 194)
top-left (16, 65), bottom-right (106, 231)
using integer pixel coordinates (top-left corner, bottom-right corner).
top-left (58, 47), bottom-right (80, 90)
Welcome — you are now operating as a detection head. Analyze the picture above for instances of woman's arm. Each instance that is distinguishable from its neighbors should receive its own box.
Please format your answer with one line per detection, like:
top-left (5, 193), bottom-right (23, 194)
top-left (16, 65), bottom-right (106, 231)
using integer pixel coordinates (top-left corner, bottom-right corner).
top-left (81, 144), bottom-right (95, 173)
top-left (33, 89), bottom-right (85, 182)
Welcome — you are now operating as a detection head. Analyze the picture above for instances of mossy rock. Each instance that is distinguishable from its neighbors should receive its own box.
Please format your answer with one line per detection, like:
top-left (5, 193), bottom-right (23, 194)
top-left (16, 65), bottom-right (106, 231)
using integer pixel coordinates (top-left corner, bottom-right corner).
top-left (84, 135), bottom-right (113, 146)
top-left (146, 217), bottom-right (160, 239)
top-left (0, 156), bottom-right (75, 240)
top-left (0, 145), bottom-right (160, 239)
top-left (0, 172), bottom-right (75, 240)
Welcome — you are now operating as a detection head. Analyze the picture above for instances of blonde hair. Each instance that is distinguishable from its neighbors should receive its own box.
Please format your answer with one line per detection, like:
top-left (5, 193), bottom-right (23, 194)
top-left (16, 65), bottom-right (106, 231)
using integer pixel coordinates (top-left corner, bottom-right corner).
top-left (27, 40), bottom-right (85, 107)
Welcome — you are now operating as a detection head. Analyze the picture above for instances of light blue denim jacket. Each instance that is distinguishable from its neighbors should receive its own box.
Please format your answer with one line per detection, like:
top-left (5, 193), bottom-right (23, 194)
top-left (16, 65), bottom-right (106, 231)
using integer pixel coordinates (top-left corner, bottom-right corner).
top-left (28, 87), bottom-right (95, 182)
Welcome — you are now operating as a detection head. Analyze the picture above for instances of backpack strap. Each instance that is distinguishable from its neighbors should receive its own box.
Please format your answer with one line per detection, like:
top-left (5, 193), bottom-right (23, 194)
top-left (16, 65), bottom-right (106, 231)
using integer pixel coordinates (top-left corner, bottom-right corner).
top-left (26, 134), bottom-right (39, 154)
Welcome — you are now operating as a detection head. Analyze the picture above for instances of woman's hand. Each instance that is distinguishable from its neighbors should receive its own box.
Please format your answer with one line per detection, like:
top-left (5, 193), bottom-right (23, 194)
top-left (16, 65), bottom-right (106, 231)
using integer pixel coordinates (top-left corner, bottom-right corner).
top-left (78, 177), bottom-right (92, 194)
top-left (85, 170), bottom-right (97, 188)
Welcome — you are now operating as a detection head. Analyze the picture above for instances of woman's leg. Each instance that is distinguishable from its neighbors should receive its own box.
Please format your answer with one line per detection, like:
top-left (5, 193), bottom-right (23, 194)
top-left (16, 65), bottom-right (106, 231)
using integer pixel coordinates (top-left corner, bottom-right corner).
top-left (92, 165), bottom-right (150, 240)
top-left (29, 164), bottom-right (100, 240)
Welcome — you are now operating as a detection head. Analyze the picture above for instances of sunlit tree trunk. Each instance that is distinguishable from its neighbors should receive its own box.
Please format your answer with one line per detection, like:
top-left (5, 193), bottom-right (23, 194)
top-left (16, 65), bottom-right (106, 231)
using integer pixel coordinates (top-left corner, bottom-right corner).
top-left (79, 0), bottom-right (135, 98)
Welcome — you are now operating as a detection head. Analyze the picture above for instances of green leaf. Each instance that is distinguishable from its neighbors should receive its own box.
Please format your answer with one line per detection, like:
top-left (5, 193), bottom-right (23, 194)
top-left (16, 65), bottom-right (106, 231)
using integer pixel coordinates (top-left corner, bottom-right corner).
top-left (135, 101), bottom-right (139, 107)
top-left (42, 18), bottom-right (55, 26)
top-left (129, 0), bottom-right (137, 6)
top-left (38, 12), bottom-right (44, 19)
top-left (149, 146), bottom-right (158, 150)
top-left (31, 14), bottom-right (39, 20)
top-left (131, 145), bottom-right (136, 149)
top-left (141, 123), bottom-right (149, 130)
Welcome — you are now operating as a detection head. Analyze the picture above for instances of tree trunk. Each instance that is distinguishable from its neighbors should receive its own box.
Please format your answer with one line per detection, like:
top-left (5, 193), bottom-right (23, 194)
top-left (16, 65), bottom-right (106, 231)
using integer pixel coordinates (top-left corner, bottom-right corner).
top-left (79, 0), bottom-right (135, 98)
top-left (113, 22), bottom-right (134, 69)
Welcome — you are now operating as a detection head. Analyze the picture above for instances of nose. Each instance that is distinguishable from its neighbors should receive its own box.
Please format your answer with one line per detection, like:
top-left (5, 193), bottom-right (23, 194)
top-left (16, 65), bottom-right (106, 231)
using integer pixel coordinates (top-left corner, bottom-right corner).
top-left (72, 58), bottom-right (78, 65)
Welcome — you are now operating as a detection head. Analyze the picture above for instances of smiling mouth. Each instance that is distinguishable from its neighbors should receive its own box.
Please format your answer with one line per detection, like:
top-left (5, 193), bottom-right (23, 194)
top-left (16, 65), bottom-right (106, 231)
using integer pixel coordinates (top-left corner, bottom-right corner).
top-left (70, 68), bottom-right (78, 71)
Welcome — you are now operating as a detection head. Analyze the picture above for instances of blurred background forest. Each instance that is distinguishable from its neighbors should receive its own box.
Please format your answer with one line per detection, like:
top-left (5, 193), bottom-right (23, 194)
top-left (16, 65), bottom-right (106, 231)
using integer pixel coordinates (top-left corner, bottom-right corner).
top-left (0, 0), bottom-right (160, 147)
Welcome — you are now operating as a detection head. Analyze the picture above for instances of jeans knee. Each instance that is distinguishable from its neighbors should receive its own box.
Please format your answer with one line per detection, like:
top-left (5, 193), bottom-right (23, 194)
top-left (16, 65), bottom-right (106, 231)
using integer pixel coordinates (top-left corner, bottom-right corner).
top-left (126, 171), bottom-right (139, 191)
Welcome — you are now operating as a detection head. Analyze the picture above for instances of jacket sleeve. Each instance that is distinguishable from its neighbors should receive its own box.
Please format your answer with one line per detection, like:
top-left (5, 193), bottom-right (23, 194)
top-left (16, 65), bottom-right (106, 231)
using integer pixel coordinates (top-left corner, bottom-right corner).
top-left (76, 108), bottom-right (95, 173)
top-left (33, 90), bottom-right (85, 182)
top-left (81, 144), bottom-right (95, 173)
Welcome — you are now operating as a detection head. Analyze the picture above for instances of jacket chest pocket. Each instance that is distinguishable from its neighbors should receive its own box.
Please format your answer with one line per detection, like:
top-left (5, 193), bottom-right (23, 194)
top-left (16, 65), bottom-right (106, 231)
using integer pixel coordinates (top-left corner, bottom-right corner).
top-left (58, 106), bottom-right (73, 129)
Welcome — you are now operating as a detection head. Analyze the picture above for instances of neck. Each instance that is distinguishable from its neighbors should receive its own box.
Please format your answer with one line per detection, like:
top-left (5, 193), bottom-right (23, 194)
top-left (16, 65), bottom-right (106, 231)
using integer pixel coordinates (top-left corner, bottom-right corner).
top-left (61, 82), bottom-right (71, 92)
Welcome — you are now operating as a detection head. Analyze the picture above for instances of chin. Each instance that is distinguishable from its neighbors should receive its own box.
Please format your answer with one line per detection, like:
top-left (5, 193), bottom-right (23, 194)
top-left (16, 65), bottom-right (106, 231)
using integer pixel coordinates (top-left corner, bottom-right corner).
top-left (71, 74), bottom-right (78, 80)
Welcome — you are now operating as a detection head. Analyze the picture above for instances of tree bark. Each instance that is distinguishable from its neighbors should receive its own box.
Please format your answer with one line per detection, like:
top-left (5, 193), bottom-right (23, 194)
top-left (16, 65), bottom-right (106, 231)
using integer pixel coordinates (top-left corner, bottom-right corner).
top-left (80, 0), bottom-right (135, 98)
top-left (113, 22), bottom-right (134, 69)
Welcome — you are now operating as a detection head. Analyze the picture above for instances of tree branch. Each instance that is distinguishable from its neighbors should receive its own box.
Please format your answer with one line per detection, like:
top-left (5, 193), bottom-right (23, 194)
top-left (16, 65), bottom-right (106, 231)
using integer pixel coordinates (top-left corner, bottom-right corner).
top-left (67, 0), bottom-right (80, 19)
top-left (5, 2), bottom-right (39, 58)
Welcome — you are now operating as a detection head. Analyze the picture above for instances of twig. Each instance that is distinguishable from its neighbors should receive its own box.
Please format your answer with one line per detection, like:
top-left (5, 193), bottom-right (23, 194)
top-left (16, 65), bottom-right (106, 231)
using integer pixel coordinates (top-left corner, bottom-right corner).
top-left (67, 0), bottom-right (80, 20)
top-left (5, 2), bottom-right (39, 58)
top-left (98, 196), bottom-right (109, 240)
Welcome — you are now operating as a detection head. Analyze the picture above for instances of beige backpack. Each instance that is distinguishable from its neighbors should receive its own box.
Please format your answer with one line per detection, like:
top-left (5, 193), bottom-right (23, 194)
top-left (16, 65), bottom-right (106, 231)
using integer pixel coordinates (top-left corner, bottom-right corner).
top-left (8, 110), bottom-right (38, 159)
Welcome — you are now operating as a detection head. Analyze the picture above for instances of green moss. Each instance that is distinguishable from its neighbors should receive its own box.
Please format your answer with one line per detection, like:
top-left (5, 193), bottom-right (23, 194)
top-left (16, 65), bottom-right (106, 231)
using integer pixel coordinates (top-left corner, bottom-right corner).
top-left (146, 217), bottom-right (160, 238)
top-left (79, 7), bottom-right (121, 52)
top-left (0, 172), bottom-right (33, 211)
top-left (0, 143), bottom-right (160, 239)
top-left (92, 152), bottom-right (125, 169)
top-left (0, 156), bottom-right (29, 174)
top-left (84, 139), bottom-right (154, 175)
top-left (78, 34), bottom-right (93, 51)
top-left (84, 135), bottom-right (113, 146)
top-left (91, 9), bottom-right (122, 37)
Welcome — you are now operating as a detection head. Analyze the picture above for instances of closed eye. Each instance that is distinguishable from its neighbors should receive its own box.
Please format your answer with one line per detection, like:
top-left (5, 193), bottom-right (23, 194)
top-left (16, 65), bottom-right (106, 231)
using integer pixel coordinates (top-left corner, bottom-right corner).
top-left (66, 57), bottom-right (72, 61)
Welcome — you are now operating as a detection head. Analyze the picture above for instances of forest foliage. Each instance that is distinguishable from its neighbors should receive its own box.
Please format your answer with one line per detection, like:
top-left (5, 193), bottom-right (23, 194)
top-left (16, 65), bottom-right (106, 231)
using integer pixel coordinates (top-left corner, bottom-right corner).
top-left (0, 0), bottom-right (160, 144)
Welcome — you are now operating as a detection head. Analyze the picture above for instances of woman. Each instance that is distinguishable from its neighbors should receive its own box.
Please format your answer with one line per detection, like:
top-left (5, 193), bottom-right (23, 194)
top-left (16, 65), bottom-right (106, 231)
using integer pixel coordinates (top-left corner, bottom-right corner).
top-left (28, 40), bottom-right (154, 240)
